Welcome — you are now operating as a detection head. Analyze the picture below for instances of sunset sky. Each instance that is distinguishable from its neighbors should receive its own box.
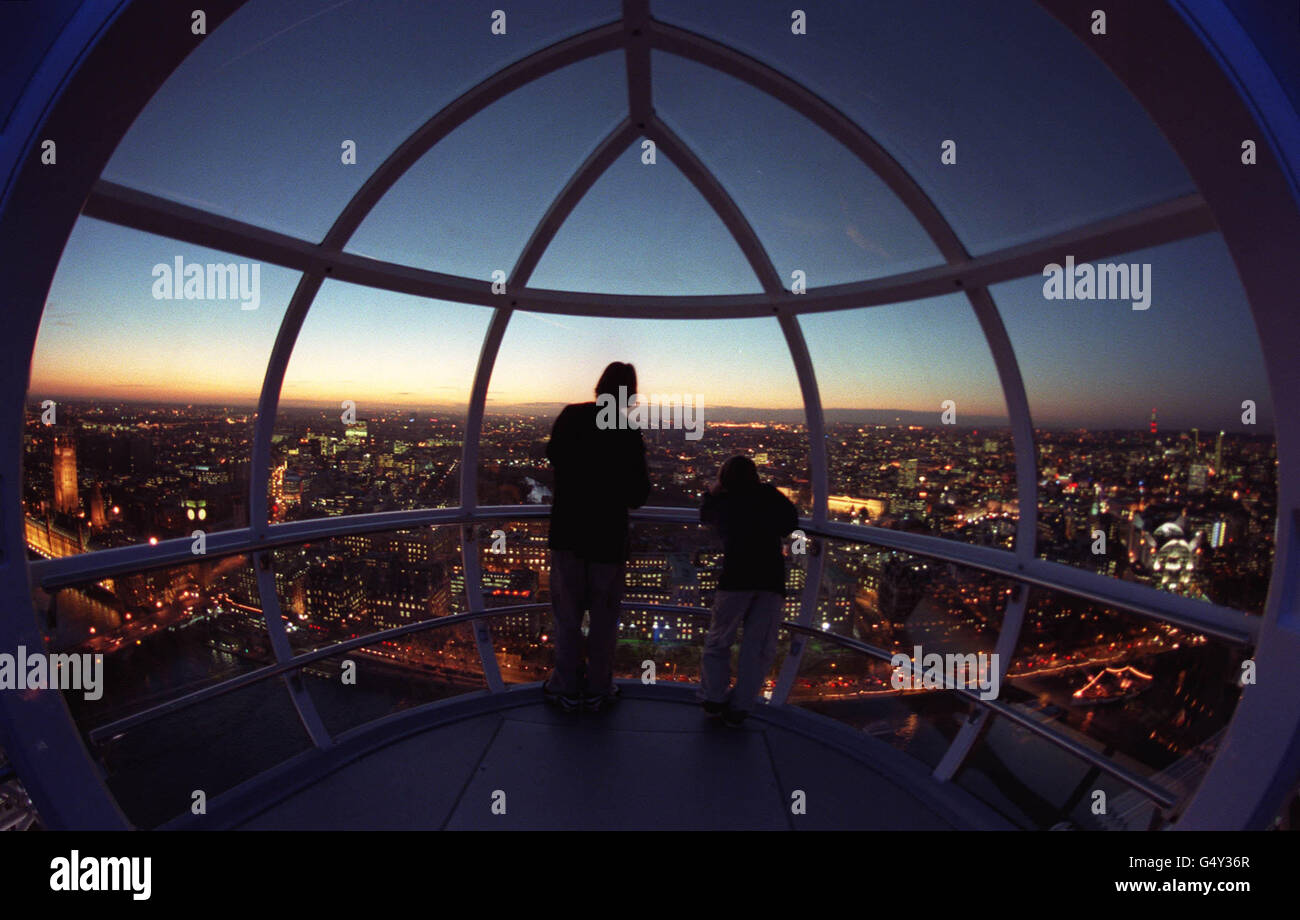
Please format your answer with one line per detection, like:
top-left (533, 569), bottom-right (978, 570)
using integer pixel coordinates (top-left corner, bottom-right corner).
top-left (28, 0), bottom-right (1276, 433)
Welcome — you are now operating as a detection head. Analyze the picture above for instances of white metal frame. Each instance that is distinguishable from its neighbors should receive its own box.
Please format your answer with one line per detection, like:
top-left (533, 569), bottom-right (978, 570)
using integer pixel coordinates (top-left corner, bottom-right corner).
top-left (3, 0), bottom-right (1296, 829)
top-left (0, 0), bottom-right (252, 831)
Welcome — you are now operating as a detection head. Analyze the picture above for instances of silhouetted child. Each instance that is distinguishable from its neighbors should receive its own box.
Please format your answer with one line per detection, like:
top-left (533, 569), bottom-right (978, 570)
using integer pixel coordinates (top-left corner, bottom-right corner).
top-left (698, 455), bottom-right (798, 727)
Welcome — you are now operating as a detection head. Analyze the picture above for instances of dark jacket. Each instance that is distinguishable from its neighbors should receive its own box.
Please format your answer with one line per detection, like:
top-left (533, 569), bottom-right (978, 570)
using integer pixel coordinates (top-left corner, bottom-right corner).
top-left (546, 401), bottom-right (651, 563)
top-left (701, 482), bottom-right (799, 595)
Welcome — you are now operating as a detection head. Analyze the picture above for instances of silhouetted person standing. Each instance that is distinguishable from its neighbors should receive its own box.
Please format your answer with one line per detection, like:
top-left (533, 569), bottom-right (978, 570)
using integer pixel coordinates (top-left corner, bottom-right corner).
top-left (543, 362), bottom-right (651, 711)
top-left (699, 455), bottom-right (798, 727)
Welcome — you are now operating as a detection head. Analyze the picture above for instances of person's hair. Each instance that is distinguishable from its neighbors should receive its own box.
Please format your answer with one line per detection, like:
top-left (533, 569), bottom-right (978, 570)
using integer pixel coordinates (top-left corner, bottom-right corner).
top-left (595, 361), bottom-right (637, 399)
top-left (719, 455), bottom-right (760, 492)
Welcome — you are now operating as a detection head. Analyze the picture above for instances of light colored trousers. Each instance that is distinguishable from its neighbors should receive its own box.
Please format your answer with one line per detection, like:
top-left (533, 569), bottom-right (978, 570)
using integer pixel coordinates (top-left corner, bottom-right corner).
top-left (546, 548), bottom-right (624, 696)
top-left (699, 589), bottom-right (784, 712)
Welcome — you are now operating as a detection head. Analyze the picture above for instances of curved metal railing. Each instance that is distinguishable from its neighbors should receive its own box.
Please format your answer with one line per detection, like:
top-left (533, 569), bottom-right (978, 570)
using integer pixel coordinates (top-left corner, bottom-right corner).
top-left (66, 509), bottom-right (1196, 815)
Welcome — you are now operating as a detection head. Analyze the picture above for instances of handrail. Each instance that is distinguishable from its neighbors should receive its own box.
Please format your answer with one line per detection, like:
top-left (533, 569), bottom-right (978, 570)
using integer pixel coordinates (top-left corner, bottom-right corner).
top-left (778, 622), bottom-right (1178, 808)
top-left (810, 520), bottom-right (1256, 645)
top-left (30, 505), bottom-right (1257, 645)
top-left (84, 603), bottom-right (547, 745)
top-left (975, 696), bottom-right (1177, 809)
top-left (83, 596), bottom-right (1178, 808)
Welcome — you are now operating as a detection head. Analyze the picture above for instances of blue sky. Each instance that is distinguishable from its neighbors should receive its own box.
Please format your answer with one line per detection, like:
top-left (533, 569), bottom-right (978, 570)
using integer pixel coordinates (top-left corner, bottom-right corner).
top-left (28, 0), bottom-right (1276, 432)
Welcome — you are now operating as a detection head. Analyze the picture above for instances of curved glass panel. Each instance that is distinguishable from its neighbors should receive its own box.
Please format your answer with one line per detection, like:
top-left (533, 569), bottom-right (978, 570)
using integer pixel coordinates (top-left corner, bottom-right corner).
top-left (29, 555), bottom-right (302, 829)
top-left (800, 295), bottom-right (1016, 547)
top-left (992, 233), bottom-right (1277, 612)
top-left (651, 0), bottom-right (1195, 254)
top-left (618, 521), bottom-right (797, 690)
top-left (528, 138), bottom-right (764, 295)
top-left (347, 52), bottom-right (628, 277)
top-left (472, 518), bottom-right (795, 693)
top-left (32, 554), bottom-right (276, 732)
top-left (1007, 590), bottom-right (1244, 780)
top-left (787, 539), bottom-right (1012, 768)
top-left (788, 632), bottom-right (973, 771)
top-left (0, 0), bottom-right (80, 131)
top-left (959, 587), bottom-right (1248, 830)
top-left (102, 0), bottom-right (622, 241)
top-left (269, 526), bottom-right (466, 655)
top-left (652, 51), bottom-right (943, 286)
top-left (300, 625), bottom-right (485, 737)
top-left (26, 218), bottom-right (296, 556)
top-left (271, 281), bottom-right (490, 522)
top-left (94, 679), bottom-right (311, 829)
top-left (955, 712), bottom-right (1115, 830)
top-left (804, 538), bottom-right (1011, 660)
top-left (479, 413), bottom-right (555, 507)
top-left (466, 519), bottom-right (550, 685)
top-left (470, 518), bottom-right (550, 611)
top-left (481, 313), bottom-right (812, 513)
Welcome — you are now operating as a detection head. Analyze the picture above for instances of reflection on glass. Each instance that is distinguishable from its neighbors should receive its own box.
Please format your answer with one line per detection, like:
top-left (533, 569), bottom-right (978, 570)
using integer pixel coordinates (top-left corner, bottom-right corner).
top-left (1011, 593), bottom-right (1243, 765)
top-left (955, 714), bottom-right (1102, 830)
top-left (812, 539), bottom-right (1009, 657)
top-left (788, 541), bottom-right (1009, 766)
top-left (790, 637), bottom-right (971, 770)
top-left (956, 587), bottom-right (1249, 829)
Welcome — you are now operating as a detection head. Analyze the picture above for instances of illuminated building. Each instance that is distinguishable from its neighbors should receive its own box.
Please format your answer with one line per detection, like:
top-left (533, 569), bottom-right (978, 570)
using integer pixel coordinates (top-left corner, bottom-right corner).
top-left (52, 434), bottom-right (78, 514)
top-left (88, 483), bottom-right (107, 529)
top-left (900, 458), bottom-right (919, 489)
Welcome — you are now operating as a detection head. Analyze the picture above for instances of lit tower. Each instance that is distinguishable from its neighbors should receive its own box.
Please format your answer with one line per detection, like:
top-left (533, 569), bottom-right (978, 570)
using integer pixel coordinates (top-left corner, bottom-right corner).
top-left (269, 461), bottom-right (287, 518)
top-left (1214, 430), bottom-right (1224, 474)
top-left (53, 433), bottom-right (79, 514)
top-left (1149, 407), bottom-right (1157, 437)
top-left (900, 458), bottom-right (919, 488)
top-left (89, 482), bottom-right (107, 528)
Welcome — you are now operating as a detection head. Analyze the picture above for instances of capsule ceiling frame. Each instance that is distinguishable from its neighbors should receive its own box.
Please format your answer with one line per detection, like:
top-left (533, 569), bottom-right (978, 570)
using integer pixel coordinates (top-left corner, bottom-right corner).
top-left (54, 0), bottom-right (1249, 649)
top-left (4, 0), bottom-right (1299, 831)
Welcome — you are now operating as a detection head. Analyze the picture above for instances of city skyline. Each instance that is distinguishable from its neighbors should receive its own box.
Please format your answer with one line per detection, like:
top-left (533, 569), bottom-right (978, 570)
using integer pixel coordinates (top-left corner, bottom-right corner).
top-left (22, 393), bottom-right (1275, 435)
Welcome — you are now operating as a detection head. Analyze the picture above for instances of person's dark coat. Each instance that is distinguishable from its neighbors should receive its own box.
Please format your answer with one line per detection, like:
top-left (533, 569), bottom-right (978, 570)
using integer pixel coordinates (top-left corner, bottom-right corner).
top-left (546, 402), bottom-right (651, 563)
top-left (701, 482), bottom-right (798, 595)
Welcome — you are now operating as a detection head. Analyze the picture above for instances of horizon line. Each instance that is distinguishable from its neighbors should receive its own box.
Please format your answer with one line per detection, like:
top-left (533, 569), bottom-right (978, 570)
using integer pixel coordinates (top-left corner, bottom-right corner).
top-left (22, 395), bottom-right (1271, 435)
